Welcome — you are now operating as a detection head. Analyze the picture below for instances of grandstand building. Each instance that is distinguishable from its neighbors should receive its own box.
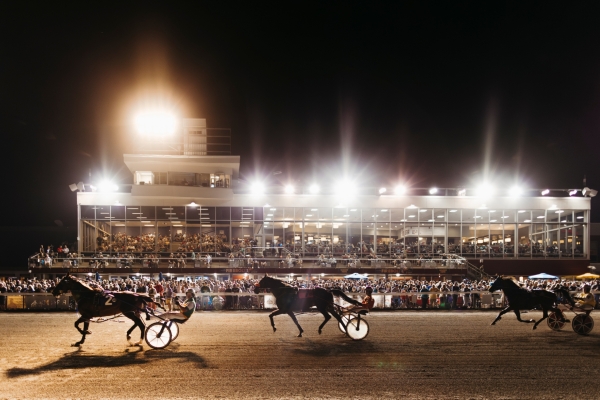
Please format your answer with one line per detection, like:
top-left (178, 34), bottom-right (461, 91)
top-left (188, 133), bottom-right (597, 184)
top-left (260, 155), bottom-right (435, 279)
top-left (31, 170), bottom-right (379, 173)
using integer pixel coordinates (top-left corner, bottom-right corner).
top-left (36, 118), bottom-right (593, 281)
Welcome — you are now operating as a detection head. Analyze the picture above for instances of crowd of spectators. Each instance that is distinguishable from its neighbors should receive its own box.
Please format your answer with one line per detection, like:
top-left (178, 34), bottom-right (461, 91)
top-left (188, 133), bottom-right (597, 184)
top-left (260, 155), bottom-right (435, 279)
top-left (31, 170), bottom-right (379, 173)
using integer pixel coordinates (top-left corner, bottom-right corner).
top-left (2, 276), bottom-right (598, 311)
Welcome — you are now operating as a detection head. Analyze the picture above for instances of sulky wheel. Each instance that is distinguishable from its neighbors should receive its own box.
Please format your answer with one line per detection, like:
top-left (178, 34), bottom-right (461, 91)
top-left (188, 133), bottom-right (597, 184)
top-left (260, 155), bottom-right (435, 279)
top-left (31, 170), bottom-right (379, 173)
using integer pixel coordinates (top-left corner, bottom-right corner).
top-left (572, 314), bottom-right (594, 335)
top-left (338, 314), bottom-right (351, 334)
top-left (145, 322), bottom-right (172, 349)
top-left (169, 321), bottom-right (179, 341)
top-left (547, 312), bottom-right (566, 331)
top-left (345, 316), bottom-right (370, 341)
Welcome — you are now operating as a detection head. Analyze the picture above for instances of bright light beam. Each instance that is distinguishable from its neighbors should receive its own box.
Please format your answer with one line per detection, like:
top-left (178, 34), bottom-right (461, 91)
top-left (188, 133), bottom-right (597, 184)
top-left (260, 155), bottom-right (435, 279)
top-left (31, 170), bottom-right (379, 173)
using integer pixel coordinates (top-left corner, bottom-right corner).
top-left (134, 110), bottom-right (178, 136)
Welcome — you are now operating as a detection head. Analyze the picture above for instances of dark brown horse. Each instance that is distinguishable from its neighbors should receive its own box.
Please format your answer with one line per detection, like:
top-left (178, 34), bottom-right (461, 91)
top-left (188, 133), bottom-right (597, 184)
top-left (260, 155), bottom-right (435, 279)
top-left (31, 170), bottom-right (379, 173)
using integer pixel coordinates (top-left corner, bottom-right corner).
top-left (489, 276), bottom-right (573, 330)
top-left (52, 274), bottom-right (156, 347)
top-left (254, 275), bottom-right (362, 337)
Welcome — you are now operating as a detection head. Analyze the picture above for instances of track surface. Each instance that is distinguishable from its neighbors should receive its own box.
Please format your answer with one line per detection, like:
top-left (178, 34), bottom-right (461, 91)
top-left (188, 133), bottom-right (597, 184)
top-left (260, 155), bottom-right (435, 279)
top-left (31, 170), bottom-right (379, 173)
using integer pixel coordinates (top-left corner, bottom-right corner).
top-left (1, 311), bottom-right (598, 399)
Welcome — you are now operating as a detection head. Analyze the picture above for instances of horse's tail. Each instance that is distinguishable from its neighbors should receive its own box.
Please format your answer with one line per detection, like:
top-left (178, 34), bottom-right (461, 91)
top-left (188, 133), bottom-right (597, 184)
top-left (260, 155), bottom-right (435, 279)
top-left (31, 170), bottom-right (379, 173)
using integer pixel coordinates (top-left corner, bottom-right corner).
top-left (554, 287), bottom-right (575, 307)
top-left (329, 289), bottom-right (362, 307)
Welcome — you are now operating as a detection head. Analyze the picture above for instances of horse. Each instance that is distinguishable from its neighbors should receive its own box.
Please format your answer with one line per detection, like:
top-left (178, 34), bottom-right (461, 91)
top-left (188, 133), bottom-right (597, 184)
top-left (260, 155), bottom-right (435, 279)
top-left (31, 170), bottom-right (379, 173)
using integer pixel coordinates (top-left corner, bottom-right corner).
top-left (489, 276), bottom-right (574, 330)
top-left (254, 275), bottom-right (363, 337)
top-left (52, 274), bottom-right (157, 347)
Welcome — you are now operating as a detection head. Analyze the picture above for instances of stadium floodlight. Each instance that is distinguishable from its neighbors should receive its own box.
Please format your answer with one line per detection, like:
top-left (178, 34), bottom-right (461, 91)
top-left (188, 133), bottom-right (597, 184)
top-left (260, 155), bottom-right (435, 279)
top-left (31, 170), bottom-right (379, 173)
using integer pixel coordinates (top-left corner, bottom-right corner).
top-left (69, 182), bottom-right (86, 192)
top-left (476, 184), bottom-right (495, 197)
top-left (568, 189), bottom-right (578, 196)
top-left (509, 186), bottom-right (523, 197)
top-left (429, 187), bottom-right (438, 195)
top-left (134, 109), bottom-right (178, 136)
top-left (394, 185), bottom-right (406, 195)
top-left (250, 182), bottom-right (265, 195)
top-left (582, 187), bottom-right (598, 197)
top-left (541, 189), bottom-right (550, 196)
top-left (284, 185), bottom-right (295, 194)
top-left (309, 184), bottom-right (320, 194)
top-left (378, 187), bottom-right (387, 195)
top-left (97, 181), bottom-right (118, 192)
top-left (335, 180), bottom-right (356, 197)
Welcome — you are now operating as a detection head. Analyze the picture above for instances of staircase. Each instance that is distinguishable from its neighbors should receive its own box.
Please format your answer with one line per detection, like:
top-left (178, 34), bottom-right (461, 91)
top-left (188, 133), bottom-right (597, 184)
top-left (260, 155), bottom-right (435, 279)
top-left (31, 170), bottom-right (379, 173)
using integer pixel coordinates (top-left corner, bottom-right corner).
top-left (465, 259), bottom-right (493, 281)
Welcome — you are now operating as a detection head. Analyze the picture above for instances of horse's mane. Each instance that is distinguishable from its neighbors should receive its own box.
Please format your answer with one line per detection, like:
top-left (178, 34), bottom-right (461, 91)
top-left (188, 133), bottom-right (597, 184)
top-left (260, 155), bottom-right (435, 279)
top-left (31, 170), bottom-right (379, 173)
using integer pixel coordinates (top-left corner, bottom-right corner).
top-left (63, 276), bottom-right (96, 292)
top-left (260, 276), bottom-right (293, 288)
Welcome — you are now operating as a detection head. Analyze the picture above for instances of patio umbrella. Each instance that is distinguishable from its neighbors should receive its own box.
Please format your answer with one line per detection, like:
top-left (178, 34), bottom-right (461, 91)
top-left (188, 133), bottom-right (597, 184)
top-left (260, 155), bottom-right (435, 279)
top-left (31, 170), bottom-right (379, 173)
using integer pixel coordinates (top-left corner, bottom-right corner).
top-left (576, 272), bottom-right (600, 280)
top-left (528, 272), bottom-right (559, 280)
top-left (344, 272), bottom-right (369, 279)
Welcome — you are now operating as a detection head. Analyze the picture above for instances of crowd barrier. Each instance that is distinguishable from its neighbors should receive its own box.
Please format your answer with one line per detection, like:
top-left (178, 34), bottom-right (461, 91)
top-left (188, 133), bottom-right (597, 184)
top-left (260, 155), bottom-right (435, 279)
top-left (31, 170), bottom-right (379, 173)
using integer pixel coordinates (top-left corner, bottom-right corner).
top-left (0, 292), bottom-right (509, 311)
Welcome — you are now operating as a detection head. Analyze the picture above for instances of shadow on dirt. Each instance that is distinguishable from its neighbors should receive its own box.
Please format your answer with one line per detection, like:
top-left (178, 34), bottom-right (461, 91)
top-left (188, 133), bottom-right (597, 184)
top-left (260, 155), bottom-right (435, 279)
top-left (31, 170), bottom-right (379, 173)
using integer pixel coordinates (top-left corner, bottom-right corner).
top-left (6, 344), bottom-right (208, 378)
top-left (290, 337), bottom-right (378, 357)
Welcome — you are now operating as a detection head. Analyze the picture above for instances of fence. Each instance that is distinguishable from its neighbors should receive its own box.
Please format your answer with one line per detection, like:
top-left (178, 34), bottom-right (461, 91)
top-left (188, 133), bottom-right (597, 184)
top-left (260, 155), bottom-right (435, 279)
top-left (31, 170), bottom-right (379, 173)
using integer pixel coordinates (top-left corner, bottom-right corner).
top-left (0, 292), bottom-right (508, 311)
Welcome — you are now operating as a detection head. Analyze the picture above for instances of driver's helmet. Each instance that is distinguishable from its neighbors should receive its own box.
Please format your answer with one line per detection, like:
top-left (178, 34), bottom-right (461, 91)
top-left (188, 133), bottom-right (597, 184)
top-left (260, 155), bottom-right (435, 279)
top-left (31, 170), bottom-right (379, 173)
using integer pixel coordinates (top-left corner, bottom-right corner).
top-left (583, 284), bottom-right (591, 293)
top-left (365, 287), bottom-right (373, 295)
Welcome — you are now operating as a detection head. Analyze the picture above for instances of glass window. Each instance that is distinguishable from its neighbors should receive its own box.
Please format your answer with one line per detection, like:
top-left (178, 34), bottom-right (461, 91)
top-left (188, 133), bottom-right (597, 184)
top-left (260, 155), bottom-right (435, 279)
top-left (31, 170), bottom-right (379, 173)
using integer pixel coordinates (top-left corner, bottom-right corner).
top-left (81, 205), bottom-right (96, 219)
top-left (200, 207), bottom-right (215, 221)
top-left (231, 207), bottom-right (242, 220)
top-left (186, 205), bottom-right (200, 221)
top-left (111, 205), bottom-right (125, 220)
top-left (141, 224), bottom-right (157, 252)
top-left (157, 222), bottom-right (171, 253)
top-left (168, 172), bottom-right (196, 186)
top-left (140, 206), bottom-right (156, 221)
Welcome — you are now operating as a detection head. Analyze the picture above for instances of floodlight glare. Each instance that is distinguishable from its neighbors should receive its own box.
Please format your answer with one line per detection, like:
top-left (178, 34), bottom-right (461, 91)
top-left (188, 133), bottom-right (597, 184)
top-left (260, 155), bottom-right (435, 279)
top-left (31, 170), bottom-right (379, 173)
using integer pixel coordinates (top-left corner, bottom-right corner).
top-left (541, 189), bottom-right (550, 196)
top-left (309, 184), bottom-right (320, 194)
top-left (97, 181), bottom-right (118, 192)
top-left (394, 185), bottom-right (406, 195)
top-left (568, 189), bottom-right (578, 196)
top-left (429, 187), bottom-right (438, 195)
top-left (334, 180), bottom-right (356, 197)
top-left (509, 186), bottom-right (523, 197)
top-left (134, 110), bottom-right (178, 136)
top-left (284, 185), bottom-right (295, 194)
top-left (476, 184), bottom-right (495, 197)
top-left (378, 187), bottom-right (387, 194)
top-left (250, 182), bottom-right (265, 195)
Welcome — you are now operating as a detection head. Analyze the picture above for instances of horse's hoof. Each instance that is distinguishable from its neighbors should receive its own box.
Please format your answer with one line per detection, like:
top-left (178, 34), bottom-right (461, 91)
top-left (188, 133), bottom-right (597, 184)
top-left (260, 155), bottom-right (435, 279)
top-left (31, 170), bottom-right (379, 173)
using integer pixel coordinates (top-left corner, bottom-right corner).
top-left (71, 343), bottom-right (81, 347)
top-left (297, 333), bottom-right (303, 337)
top-left (318, 329), bottom-right (322, 335)
top-left (532, 326), bottom-right (537, 330)
top-left (272, 328), bottom-right (277, 333)
top-left (85, 330), bottom-right (92, 334)
top-left (490, 322), bottom-right (496, 326)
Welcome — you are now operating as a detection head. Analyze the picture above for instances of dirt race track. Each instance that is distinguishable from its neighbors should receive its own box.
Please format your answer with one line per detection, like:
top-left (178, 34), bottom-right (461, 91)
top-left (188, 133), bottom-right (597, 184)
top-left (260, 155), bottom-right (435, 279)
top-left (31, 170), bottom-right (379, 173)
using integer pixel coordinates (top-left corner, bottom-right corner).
top-left (0, 311), bottom-right (598, 399)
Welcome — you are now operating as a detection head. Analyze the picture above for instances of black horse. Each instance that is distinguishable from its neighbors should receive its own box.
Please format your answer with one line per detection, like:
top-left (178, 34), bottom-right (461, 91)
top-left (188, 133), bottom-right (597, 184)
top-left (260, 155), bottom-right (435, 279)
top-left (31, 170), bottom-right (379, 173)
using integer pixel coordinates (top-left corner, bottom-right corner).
top-left (489, 276), bottom-right (574, 330)
top-left (254, 275), bottom-right (363, 337)
top-left (52, 274), bottom-right (157, 347)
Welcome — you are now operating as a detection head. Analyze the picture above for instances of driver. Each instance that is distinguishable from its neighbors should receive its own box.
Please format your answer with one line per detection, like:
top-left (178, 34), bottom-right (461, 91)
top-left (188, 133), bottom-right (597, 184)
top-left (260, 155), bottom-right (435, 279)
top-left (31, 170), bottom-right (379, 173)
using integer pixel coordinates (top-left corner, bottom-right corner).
top-left (574, 284), bottom-right (596, 310)
top-left (158, 288), bottom-right (196, 321)
top-left (361, 287), bottom-right (375, 310)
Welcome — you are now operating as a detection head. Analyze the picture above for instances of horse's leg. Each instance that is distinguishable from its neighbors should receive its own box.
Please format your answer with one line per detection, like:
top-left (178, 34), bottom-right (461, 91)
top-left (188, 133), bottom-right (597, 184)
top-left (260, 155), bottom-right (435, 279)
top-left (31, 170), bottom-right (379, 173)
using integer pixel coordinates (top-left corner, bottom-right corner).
top-left (286, 311), bottom-right (304, 337)
top-left (316, 307), bottom-right (331, 335)
top-left (490, 306), bottom-right (514, 325)
top-left (513, 309), bottom-right (534, 323)
top-left (268, 309), bottom-right (286, 333)
top-left (550, 306), bottom-right (569, 323)
top-left (532, 308), bottom-right (549, 330)
top-left (72, 316), bottom-right (91, 347)
top-left (124, 311), bottom-right (142, 345)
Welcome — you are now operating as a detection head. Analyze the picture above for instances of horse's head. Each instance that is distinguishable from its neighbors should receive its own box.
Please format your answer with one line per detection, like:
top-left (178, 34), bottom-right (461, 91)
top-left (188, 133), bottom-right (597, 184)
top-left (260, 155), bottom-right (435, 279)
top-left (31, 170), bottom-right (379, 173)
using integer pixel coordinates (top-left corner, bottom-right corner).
top-left (254, 274), bottom-right (284, 294)
top-left (52, 274), bottom-right (76, 297)
top-left (489, 275), bottom-right (503, 293)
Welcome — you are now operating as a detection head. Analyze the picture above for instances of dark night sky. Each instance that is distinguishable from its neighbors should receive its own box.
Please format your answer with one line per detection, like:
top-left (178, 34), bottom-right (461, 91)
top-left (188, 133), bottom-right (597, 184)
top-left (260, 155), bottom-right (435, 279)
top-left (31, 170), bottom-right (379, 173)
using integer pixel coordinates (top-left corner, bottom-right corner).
top-left (2, 1), bottom-right (600, 238)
